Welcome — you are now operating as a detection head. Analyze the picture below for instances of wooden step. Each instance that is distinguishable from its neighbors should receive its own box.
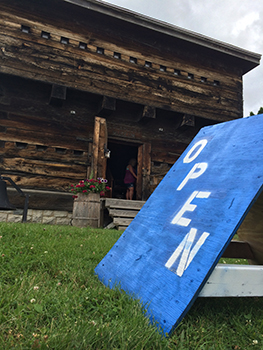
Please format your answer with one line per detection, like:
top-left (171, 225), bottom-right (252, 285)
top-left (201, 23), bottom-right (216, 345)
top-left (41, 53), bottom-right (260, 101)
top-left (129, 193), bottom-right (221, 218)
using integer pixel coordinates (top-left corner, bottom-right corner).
top-left (104, 198), bottom-right (145, 230)
top-left (105, 198), bottom-right (145, 210)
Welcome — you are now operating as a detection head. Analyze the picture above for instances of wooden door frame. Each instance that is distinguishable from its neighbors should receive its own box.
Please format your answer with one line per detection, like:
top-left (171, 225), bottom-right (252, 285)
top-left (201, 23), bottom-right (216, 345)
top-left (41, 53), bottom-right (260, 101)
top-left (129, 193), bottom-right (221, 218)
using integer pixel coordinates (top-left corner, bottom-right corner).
top-left (137, 142), bottom-right (151, 200)
top-left (89, 116), bottom-right (108, 179)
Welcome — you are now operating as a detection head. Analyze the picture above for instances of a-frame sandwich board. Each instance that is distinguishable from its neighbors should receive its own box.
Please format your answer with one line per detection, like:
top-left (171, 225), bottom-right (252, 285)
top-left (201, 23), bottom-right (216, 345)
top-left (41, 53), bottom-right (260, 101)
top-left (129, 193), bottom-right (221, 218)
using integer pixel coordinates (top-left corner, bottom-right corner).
top-left (95, 114), bottom-right (263, 335)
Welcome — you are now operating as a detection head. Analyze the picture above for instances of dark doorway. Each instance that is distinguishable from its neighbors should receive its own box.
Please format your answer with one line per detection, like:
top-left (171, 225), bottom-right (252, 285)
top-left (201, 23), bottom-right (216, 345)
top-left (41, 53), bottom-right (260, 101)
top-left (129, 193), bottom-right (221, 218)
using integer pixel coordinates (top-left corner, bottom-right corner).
top-left (107, 140), bottom-right (138, 199)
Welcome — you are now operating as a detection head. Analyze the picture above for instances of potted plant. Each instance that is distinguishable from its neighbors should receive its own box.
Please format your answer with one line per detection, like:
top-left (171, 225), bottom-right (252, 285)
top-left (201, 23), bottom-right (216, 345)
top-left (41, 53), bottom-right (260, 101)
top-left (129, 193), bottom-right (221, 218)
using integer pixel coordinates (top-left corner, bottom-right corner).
top-left (70, 178), bottom-right (110, 228)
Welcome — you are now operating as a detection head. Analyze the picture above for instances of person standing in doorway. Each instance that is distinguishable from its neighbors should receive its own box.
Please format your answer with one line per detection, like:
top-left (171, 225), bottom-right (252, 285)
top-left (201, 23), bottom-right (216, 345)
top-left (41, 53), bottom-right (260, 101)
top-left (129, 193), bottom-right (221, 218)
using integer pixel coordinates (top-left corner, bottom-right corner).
top-left (124, 158), bottom-right (137, 200)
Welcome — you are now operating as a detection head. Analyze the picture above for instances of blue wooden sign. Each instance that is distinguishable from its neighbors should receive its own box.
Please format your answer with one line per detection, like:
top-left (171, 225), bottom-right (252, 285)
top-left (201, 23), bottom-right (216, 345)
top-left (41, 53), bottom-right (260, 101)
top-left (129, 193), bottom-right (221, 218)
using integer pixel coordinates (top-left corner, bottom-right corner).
top-left (95, 114), bottom-right (263, 335)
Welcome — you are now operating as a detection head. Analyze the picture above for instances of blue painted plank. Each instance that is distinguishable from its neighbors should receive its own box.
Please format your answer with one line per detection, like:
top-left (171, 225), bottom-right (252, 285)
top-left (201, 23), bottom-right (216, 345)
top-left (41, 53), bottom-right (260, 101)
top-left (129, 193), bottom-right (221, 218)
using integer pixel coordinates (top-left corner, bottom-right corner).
top-left (95, 114), bottom-right (263, 335)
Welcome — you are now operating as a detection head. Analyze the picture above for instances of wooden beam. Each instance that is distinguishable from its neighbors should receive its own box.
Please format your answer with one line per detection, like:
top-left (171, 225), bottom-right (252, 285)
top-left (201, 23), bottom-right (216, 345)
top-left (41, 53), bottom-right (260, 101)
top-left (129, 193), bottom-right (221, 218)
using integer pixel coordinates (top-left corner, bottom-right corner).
top-left (222, 240), bottom-right (255, 260)
top-left (91, 117), bottom-right (107, 179)
top-left (139, 105), bottom-right (156, 122)
top-left (49, 84), bottom-right (67, 107)
top-left (180, 114), bottom-right (195, 127)
top-left (97, 96), bottom-right (116, 117)
top-left (199, 264), bottom-right (263, 297)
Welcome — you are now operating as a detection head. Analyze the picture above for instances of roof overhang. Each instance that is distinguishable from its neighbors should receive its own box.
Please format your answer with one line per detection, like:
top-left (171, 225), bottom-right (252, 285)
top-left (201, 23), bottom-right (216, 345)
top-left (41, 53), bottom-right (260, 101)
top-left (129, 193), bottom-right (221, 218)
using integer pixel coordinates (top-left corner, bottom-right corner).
top-left (65, 0), bottom-right (261, 74)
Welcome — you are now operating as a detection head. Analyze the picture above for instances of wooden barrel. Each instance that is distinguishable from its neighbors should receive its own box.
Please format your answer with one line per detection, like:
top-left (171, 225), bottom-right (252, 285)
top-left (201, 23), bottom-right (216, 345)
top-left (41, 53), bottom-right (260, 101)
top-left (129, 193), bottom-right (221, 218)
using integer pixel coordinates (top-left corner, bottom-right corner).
top-left (72, 193), bottom-right (101, 228)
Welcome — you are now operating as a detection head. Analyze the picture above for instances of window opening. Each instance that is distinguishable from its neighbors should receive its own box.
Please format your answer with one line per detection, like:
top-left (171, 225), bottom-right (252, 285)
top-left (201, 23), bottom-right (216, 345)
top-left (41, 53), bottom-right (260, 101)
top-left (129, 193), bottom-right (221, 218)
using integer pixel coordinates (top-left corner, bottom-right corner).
top-left (145, 61), bottom-right (152, 68)
top-left (21, 25), bottom-right (30, 34)
top-left (41, 31), bottom-right (50, 39)
top-left (97, 47), bottom-right (104, 54)
top-left (113, 52), bottom-right (121, 59)
top-left (60, 37), bottom-right (69, 45)
top-left (79, 42), bottom-right (87, 50)
top-left (129, 57), bottom-right (137, 64)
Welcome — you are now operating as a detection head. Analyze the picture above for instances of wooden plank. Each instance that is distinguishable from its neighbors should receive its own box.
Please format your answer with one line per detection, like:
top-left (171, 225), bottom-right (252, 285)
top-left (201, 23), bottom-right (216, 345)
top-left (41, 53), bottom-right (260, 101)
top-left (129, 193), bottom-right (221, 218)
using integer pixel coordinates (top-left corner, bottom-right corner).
top-left (0, 142), bottom-right (90, 165)
top-left (237, 190), bottom-right (263, 264)
top-left (113, 217), bottom-right (133, 226)
top-left (142, 142), bottom-right (151, 200)
top-left (95, 114), bottom-right (263, 335)
top-left (0, 30), bottom-right (243, 121)
top-left (136, 145), bottom-right (143, 200)
top-left (91, 117), bottom-right (100, 179)
top-left (2, 157), bottom-right (86, 178)
top-left (105, 198), bottom-right (145, 210)
top-left (222, 240), bottom-right (255, 260)
top-left (109, 209), bottom-right (139, 218)
top-left (3, 173), bottom-right (78, 191)
top-left (92, 117), bottom-right (108, 179)
top-left (199, 264), bottom-right (263, 297)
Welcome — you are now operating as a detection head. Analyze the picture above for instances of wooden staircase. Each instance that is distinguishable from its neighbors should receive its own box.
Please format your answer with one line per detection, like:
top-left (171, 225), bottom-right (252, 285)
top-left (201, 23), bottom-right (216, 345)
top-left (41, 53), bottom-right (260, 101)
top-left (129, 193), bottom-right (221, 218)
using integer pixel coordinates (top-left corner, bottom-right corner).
top-left (104, 198), bottom-right (146, 230)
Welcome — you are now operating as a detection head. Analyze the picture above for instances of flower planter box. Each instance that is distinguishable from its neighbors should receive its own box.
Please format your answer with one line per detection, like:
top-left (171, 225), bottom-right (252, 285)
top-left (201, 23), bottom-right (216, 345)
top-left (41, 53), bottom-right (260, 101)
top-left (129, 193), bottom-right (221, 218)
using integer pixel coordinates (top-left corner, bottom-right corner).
top-left (72, 193), bottom-right (101, 228)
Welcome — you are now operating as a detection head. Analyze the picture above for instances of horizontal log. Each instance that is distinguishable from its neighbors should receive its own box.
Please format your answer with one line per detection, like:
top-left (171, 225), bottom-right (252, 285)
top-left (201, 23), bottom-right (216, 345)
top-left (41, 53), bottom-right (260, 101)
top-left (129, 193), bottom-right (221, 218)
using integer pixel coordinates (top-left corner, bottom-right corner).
top-left (0, 32), bottom-right (242, 121)
top-left (0, 12), bottom-right (243, 88)
top-left (0, 126), bottom-right (90, 149)
top-left (109, 209), bottom-right (140, 218)
top-left (0, 110), bottom-right (93, 140)
top-left (7, 187), bottom-right (74, 211)
top-left (2, 157), bottom-right (87, 178)
top-left (0, 142), bottom-right (90, 165)
top-left (3, 173), bottom-right (80, 191)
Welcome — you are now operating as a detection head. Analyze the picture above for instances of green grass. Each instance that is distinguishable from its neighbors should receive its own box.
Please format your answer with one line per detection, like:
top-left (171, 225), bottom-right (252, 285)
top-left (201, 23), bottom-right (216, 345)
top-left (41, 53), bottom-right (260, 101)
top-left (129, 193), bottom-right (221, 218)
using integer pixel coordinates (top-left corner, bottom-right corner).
top-left (0, 223), bottom-right (262, 349)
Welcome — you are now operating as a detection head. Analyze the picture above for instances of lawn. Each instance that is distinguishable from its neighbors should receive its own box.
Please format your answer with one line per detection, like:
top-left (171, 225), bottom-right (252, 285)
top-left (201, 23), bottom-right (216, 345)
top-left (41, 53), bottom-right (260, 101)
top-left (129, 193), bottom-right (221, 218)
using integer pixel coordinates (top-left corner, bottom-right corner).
top-left (0, 222), bottom-right (262, 349)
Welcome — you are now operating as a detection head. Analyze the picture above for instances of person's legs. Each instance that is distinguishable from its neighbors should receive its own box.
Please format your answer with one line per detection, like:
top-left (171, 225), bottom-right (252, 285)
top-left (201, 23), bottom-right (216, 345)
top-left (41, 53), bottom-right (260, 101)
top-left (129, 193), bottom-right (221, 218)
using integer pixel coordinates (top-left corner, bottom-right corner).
top-left (125, 184), bottom-right (134, 200)
top-left (129, 186), bottom-right (134, 200)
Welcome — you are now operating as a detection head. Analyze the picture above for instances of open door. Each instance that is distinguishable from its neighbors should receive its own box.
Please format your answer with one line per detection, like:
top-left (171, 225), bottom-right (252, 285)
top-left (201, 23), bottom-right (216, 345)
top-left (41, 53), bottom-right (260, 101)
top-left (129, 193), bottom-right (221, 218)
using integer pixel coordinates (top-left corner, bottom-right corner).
top-left (91, 117), bottom-right (108, 179)
top-left (106, 140), bottom-right (151, 200)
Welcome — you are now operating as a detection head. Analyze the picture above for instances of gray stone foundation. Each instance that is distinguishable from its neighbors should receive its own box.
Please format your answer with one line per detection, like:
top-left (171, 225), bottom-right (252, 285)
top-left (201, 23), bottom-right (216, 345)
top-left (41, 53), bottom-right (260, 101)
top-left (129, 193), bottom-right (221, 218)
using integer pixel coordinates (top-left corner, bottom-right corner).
top-left (0, 209), bottom-right (72, 225)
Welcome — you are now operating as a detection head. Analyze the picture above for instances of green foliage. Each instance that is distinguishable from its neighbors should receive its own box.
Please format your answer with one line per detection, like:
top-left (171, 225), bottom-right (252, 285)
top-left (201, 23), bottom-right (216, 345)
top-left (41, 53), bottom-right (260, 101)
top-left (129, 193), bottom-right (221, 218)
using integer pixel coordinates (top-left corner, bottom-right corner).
top-left (249, 107), bottom-right (263, 116)
top-left (0, 223), bottom-right (262, 349)
top-left (70, 178), bottom-right (110, 198)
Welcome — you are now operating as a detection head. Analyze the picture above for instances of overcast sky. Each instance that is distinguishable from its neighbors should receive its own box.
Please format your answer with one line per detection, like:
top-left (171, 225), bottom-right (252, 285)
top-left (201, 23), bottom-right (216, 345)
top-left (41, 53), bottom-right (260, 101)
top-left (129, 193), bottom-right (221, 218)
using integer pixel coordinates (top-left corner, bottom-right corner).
top-left (103, 0), bottom-right (263, 117)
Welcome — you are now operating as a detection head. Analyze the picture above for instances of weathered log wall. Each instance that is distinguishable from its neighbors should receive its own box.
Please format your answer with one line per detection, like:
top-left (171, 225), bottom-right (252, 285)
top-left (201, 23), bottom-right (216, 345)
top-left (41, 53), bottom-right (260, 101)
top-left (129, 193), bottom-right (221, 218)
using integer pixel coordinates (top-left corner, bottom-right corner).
top-left (0, 74), bottom-right (94, 191)
top-left (0, 8), bottom-right (243, 122)
top-left (0, 0), bottom-right (258, 206)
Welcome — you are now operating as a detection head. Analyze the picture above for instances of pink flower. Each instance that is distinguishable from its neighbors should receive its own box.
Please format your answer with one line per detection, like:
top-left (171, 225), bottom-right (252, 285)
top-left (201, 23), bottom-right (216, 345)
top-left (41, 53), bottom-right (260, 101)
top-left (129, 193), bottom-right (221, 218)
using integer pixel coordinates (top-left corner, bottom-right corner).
top-left (82, 190), bottom-right (87, 193)
top-left (100, 191), bottom-right (105, 196)
top-left (72, 195), bottom-right (78, 199)
top-left (106, 186), bottom-right (111, 190)
top-left (90, 185), bottom-right (95, 188)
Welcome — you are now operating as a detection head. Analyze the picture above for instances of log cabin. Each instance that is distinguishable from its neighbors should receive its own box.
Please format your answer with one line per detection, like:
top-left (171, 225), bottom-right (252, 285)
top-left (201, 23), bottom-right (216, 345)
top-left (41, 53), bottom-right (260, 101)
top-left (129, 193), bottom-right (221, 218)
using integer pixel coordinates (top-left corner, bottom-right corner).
top-left (0, 0), bottom-right (261, 220)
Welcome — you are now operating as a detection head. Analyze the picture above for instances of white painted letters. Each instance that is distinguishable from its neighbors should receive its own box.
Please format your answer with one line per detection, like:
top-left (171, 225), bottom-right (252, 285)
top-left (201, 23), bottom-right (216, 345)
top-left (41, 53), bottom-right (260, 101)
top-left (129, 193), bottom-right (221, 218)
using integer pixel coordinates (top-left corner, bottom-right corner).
top-left (171, 191), bottom-right (211, 226)
top-left (166, 138), bottom-right (211, 277)
top-left (177, 162), bottom-right (208, 191)
top-left (183, 139), bottom-right (208, 163)
top-left (165, 228), bottom-right (210, 277)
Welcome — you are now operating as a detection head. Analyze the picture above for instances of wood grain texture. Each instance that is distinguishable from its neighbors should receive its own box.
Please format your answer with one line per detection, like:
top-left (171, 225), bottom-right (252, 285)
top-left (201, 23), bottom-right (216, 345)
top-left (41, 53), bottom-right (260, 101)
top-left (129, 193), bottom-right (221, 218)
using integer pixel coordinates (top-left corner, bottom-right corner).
top-left (0, 11), bottom-right (244, 121)
top-left (95, 114), bottom-right (263, 335)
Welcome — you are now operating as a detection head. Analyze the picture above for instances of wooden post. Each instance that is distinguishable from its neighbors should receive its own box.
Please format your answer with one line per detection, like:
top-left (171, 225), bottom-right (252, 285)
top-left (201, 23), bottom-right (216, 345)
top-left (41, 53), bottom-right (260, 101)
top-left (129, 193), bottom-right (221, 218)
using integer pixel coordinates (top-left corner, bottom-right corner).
top-left (91, 117), bottom-right (108, 179)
